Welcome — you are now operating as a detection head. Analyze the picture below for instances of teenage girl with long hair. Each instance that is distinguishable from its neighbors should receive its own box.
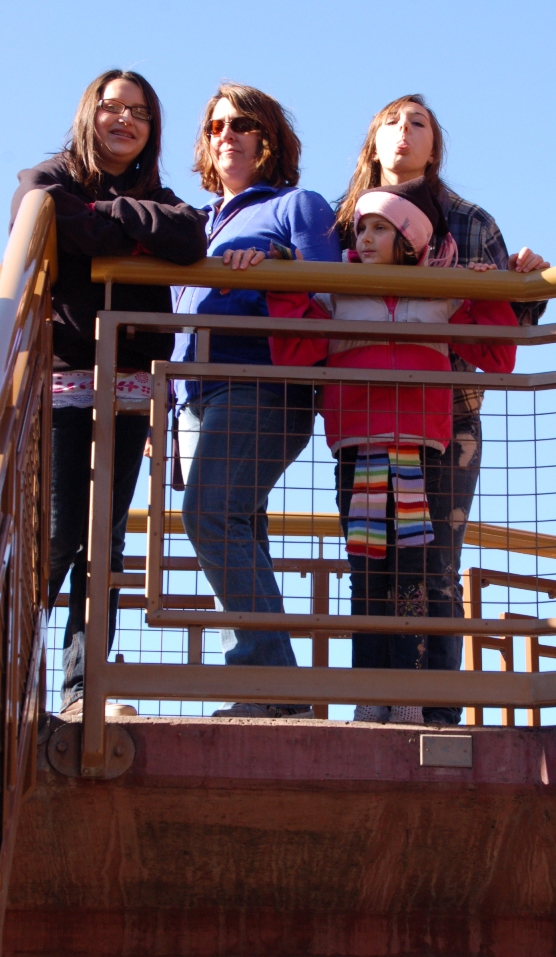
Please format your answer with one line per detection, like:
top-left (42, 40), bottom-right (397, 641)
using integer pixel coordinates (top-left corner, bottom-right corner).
top-left (333, 95), bottom-right (549, 724)
top-left (11, 69), bottom-right (207, 715)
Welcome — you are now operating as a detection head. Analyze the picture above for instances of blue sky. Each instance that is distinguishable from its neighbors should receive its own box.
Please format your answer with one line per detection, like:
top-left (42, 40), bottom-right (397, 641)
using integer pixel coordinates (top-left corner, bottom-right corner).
top-left (3, 0), bottom-right (556, 367)
top-left (2, 0), bottom-right (556, 287)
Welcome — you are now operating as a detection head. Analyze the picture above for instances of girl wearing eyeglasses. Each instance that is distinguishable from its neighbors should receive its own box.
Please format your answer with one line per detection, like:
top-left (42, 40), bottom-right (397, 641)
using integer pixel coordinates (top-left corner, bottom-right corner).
top-left (173, 83), bottom-right (341, 718)
top-left (10, 69), bottom-right (208, 717)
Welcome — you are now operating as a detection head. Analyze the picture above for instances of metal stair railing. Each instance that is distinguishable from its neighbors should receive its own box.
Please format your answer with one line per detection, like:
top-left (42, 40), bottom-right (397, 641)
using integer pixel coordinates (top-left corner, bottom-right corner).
top-left (76, 253), bottom-right (556, 774)
top-left (0, 189), bottom-right (56, 940)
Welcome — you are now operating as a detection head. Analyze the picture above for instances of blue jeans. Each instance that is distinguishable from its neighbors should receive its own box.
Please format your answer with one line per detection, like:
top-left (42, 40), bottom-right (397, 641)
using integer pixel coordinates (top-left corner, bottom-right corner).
top-left (182, 383), bottom-right (314, 666)
top-left (49, 407), bottom-right (149, 708)
top-left (336, 445), bottom-right (442, 671)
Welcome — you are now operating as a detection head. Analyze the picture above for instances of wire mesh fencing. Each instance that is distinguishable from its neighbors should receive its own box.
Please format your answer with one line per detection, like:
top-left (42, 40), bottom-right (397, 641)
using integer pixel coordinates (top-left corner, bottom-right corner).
top-left (47, 370), bottom-right (556, 724)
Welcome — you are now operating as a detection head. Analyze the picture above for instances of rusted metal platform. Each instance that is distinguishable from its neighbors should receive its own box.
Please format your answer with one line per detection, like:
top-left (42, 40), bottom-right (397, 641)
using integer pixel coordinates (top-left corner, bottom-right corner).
top-left (5, 716), bottom-right (556, 957)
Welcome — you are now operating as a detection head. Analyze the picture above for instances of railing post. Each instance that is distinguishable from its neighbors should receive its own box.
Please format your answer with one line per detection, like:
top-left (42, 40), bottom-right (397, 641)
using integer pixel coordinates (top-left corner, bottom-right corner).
top-left (463, 568), bottom-right (484, 726)
top-left (501, 612), bottom-right (540, 727)
top-left (495, 635), bottom-right (515, 729)
top-left (526, 635), bottom-right (541, 727)
top-left (499, 636), bottom-right (515, 728)
top-left (188, 627), bottom-right (203, 665)
top-left (81, 310), bottom-right (119, 775)
top-left (312, 536), bottom-right (329, 720)
top-left (145, 366), bottom-right (167, 618)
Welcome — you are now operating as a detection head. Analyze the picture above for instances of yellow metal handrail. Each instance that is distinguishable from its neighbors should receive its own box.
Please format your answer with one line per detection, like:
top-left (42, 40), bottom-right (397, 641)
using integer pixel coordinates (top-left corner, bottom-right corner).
top-left (0, 191), bottom-right (56, 405)
top-left (92, 254), bottom-right (556, 301)
top-left (0, 187), bottom-right (54, 930)
top-left (127, 509), bottom-right (556, 558)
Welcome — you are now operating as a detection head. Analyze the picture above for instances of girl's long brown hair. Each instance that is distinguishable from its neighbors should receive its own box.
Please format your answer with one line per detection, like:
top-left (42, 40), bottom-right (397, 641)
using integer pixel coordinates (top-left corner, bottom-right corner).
top-left (193, 83), bottom-right (301, 194)
top-left (336, 94), bottom-right (445, 244)
top-left (65, 69), bottom-right (163, 198)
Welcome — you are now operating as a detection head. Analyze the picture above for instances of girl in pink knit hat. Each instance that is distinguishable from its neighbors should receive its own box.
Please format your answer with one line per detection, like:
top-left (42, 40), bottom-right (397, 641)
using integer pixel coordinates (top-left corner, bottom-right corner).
top-left (224, 176), bottom-right (524, 725)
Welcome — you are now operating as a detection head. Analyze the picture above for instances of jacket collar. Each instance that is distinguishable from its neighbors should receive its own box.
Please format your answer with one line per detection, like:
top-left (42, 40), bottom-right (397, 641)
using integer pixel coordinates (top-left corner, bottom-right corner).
top-left (208, 181), bottom-right (281, 220)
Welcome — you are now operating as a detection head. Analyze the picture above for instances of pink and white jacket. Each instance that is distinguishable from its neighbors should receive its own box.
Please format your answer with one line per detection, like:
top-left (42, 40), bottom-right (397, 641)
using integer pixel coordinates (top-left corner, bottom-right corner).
top-left (268, 291), bottom-right (517, 454)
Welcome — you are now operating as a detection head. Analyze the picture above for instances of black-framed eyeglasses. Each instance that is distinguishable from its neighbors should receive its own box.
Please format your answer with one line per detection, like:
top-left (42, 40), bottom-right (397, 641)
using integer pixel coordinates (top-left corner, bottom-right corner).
top-left (205, 116), bottom-right (260, 137)
top-left (97, 98), bottom-right (152, 122)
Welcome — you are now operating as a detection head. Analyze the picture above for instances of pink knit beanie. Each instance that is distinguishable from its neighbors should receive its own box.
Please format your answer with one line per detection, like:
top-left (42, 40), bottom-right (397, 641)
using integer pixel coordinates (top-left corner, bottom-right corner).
top-left (354, 176), bottom-right (458, 268)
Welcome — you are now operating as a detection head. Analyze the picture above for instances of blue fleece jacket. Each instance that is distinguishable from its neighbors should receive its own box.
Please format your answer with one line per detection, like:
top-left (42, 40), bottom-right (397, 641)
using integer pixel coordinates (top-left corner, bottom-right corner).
top-left (172, 182), bottom-right (341, 405)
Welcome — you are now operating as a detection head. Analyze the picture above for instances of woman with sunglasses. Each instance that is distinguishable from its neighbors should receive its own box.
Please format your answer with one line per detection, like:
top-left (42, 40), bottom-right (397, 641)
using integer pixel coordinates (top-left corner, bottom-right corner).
top-left (11, 69), bottom-right (207, 716)
top-left (173, 83), bottom-right (341, 718)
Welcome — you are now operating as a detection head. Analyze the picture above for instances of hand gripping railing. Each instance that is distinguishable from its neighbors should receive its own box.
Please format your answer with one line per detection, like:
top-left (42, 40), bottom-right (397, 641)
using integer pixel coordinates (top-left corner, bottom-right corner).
top-left (80, 253), bottom-right (556, 774)
top-left (0, 190), bottom-right (56, 935)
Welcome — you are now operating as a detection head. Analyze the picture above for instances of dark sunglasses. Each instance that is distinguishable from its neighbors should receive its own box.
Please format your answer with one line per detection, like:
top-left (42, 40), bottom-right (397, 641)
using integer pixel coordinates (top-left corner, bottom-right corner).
top-left (205, 116), bottom-right (260, 137)
top-left (97, 98), bottom-right (152, 122)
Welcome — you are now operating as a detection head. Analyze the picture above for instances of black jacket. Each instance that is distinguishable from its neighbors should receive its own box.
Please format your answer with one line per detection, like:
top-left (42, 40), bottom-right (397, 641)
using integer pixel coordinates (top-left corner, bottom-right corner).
top-left (11, 153), bottom-right (208, 371)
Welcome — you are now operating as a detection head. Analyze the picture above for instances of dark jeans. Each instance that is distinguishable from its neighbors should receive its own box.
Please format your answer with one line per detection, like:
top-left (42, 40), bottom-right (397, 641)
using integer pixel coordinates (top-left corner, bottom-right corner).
top-left (423, 412), bottom-right (482, 722)
top-left (336, 444), bottom-right (442, 672)
top-left (49, 407), bottom-right (149, 709)
top-left (182, 383), bottom-right (314, 666)
top-left (426, 411), bottom-right (482, 646)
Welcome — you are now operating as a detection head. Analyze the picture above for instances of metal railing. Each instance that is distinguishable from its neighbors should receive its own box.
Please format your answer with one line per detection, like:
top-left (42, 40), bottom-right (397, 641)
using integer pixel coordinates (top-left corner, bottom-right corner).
top-left (6, 191), bottom-right (556, 957)
top-left (0, 189), bottom-right (56, 935)
top-left (91, 253), bottom-right (556, 302)
top-left (4, 189), bottom-right (556, 783)
top-left (463, 567), bottom-right (556, 727)
top-left (75, 251), bottom-right (556, 773)
top-left (56, 511), bottom-right (556, 729)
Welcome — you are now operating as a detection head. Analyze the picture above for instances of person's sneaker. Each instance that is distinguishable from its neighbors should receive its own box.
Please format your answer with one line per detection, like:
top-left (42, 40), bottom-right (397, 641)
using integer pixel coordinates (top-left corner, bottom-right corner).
top-left (211, 703), bottom-right (314, 719)
top-left (389, 706), bottom-right (424, 725)
top-left (105, 702), bottom-right (137, 717)
top-left (60, 699), bottom-right (82, 716)
top-left (353, 705), bottom-right (390, 723)
top-left (423, 708), bottom-right (461, 726)
top-left (60, 699), bottom-right (137, 717)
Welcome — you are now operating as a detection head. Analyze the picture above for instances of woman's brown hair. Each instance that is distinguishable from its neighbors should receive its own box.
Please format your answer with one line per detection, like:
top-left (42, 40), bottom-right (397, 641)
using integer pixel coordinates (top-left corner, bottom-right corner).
top-left (193, 83), bottom-right (301, 194)
top-left (65, 69), bottom-right (163, 198)
top-left (336, 94), bottom-right (445, 243)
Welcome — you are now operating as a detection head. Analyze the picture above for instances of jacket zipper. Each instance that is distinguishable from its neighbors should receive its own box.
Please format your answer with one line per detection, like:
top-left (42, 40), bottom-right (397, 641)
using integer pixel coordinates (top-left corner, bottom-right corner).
top-left (386, 299), bottom-right (396, 368)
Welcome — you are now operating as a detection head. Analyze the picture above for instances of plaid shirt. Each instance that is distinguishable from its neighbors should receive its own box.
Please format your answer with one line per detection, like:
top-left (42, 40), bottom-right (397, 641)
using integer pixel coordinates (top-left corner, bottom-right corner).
top-left (437, 186), bottom-right (547, 414)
